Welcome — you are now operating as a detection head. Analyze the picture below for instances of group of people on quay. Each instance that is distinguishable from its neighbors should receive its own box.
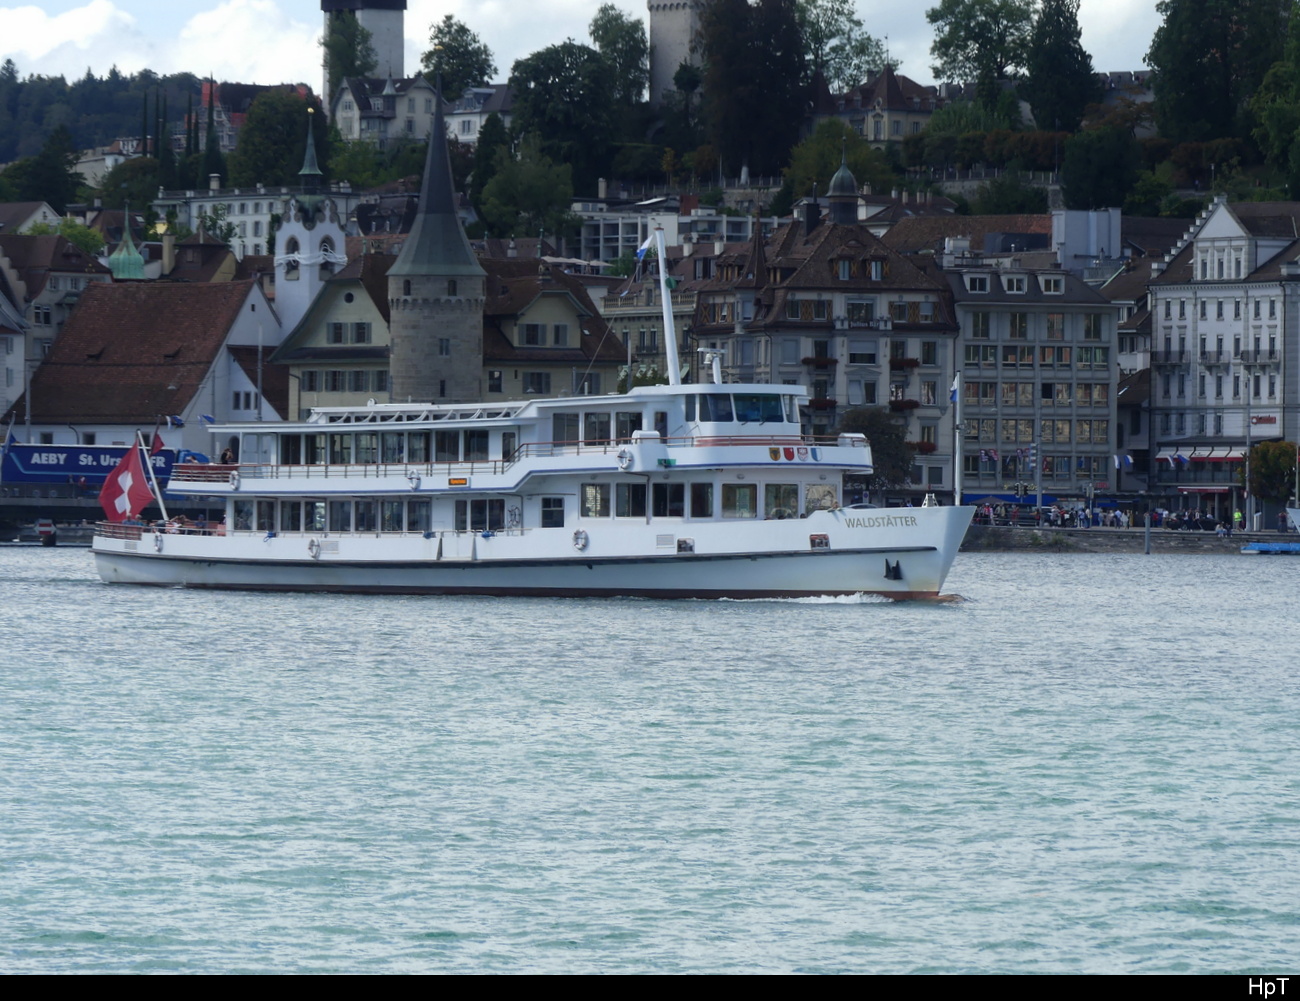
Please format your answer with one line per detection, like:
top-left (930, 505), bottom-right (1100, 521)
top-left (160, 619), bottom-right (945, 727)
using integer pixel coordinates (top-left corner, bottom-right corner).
top-left (969, 503), bottom-right (1289, 533)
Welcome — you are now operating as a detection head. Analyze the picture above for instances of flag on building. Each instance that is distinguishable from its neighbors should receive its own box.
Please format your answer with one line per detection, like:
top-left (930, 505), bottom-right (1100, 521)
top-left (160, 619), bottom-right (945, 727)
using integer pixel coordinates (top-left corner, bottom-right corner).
top-left (98, 444), bottom-right (154, 523)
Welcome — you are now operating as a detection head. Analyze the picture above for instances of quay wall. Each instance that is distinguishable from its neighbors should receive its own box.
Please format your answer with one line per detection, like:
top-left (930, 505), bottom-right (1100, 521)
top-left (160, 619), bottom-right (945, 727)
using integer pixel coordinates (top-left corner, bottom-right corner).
top-left (961, 524), bottom-right (1287, 554)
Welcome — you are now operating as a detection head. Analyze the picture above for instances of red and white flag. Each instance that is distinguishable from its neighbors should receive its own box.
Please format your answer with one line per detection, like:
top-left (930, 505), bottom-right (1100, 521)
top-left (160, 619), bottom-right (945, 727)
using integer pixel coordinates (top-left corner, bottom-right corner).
top-left (98, 443), bottom-right (154, 522)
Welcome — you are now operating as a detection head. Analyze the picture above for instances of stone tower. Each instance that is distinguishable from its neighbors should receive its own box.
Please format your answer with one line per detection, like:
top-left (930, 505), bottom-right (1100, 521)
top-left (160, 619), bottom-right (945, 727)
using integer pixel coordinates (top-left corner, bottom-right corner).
top-left (322, 0), bottom-right (406, 111)
top-left (387, 94), bottom-right (486, 404)
top-left (647, 0), bottom-right (705, 108)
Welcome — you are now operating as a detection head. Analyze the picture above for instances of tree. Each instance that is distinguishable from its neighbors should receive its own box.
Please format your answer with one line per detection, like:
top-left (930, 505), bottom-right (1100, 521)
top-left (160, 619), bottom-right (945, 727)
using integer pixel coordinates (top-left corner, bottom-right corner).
top-left (5, 125), bottom-right (81, 213)
top-left (509, 41), bottom-right (617, 194)
top-left (470, 111), bottom-right (510, 213)
top-left (479, 135), bottom-right (577, 239)
top-left (1024, 0), bottom-right (1100, 133)
top-left (322, 10), bottom-right (377, 102)
top-left (99, 156), bottom-right (161, 209)
top-left (421, 14), bottom-right (495, 97)
top-left (926, 0), bottom-right (1035, 88)
top-left (227, 91), bottom-right (329, 188)
top-left (835, 407), bottom-right (913, 490)
top-left (1246, 440), bottom-right (1297, 504)
top-left (784, 118), bottom-right (893, 203)
top-left (971, 172), bottom-right (1049, 213)
top-left (797, 0), bottom-right (889, 92)
top-left (22, 219), bottom-right (105, 256)
top-left (700, 0), bottom-right (807, 177)
top-left (1147, 0), bottom-right (1288, 143)
top-left (196, 202), bottom-right (237, 245)
top-left (589, 4), bottom-right (650, 108)
top-left (1061, 127), bottom-right (1140, 209)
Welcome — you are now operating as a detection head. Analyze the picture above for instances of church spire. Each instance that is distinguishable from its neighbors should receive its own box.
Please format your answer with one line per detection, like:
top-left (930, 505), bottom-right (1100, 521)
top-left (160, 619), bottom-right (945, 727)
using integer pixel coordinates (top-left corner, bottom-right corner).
top-left (298, 106), bottom-right (323, 192)
top-left (388, 83), bottom-right (484, 278)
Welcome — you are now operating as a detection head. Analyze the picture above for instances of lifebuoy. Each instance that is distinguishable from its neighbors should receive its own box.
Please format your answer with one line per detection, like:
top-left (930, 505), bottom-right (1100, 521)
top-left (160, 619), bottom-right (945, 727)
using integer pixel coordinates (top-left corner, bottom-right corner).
top-left (616, 447), bottom-right (632, 471)
top-left (572, 529), bottom-right (589, 551)
top-left (307, 537), bottom-right (321, 560)
top-left (153, 533), bottom-right (163, 552)
top-left (407, 473), bottom-right (421, 491)
top-left (229, 469), bottom-right (240, 490)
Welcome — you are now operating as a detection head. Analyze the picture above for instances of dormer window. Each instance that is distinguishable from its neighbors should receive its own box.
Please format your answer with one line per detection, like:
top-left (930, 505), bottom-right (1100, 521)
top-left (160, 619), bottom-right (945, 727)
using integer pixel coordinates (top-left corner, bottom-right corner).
top-left (966, 275), bottom-right (988, 293)
top-left (837, 259), bottom-right (850, 280)
top-left (1042, 277), bottom-right (1063, 294)
top-left (1005, 276), bottom-right (1026, 293)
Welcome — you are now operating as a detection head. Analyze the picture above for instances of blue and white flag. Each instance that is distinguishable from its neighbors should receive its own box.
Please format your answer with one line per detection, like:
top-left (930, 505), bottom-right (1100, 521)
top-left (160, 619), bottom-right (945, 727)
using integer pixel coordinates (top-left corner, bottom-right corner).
top-left (1113, 454), bottom-right (1121, 469)
top-left (635, 235), bottom-right (654, 262)
top-left (1123, 454), bottom-right (1134, 469)
top-left (949, 375), bottom-right (959, 404)
top-left (167, 415), bottom-right (185, 428)
top-left (200, 414), bottom-right (216, 425)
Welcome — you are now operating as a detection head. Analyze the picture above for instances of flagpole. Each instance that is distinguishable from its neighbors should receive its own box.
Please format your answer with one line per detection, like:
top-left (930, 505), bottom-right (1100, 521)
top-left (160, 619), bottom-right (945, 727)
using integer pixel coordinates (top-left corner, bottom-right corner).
top-left (138, 430), bottom-right (170, 522)
top-left (952, 371), bottom-right (962, 505)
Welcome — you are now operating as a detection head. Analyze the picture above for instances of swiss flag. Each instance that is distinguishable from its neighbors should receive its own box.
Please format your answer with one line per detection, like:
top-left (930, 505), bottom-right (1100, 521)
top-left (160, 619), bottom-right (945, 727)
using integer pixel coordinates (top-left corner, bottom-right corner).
top-left (98, 443), bottom-right (155, 523)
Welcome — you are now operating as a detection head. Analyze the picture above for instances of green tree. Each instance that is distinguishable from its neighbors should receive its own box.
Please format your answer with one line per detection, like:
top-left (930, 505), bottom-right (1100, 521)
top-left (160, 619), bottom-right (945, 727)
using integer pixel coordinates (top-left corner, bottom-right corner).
top-left (99, 156), bottom-right (161, 209)
top-left (479, 135), bottom-right (578, 239)
top-left (421, 14), bottom-right (495, 96)
top-left (797, 0), bottom-right (889, 92)
top-left (1147, 0), bottom-right (1288, 143)
top-left (196, 202), bottom-right (237, 245)
top-left (22, 218), bottom-right (105, 256)
top-left (784, 118), bottom-right (893, 204)
top-left (202, 80), bottom-right (225, 186)
top-left (971, 171), bottom-right (1049, 213)
top-left (1024, 0), bottom-right (1100, 132)
top-left (227, 91), bottom-right (329, 188)
top-left (3, 125), bottom-right (81, 212)
top-left (509, 41), bottom-right (617, 194)
top-left (700, 0), bottom-right (807, 177)
top-left (1246, 440), bottom-right (1297, 503)
top-left (589, 4), bottom-right (649, 108)
top-left (835, 407), bottom-right (913, 490)
top-left (1061, 126), bottom-right (1140, 209)
top-left (926, 0), bottom-right (1034, 96)
top-left (470, 111), bottom-right (510, 213)
top-left (322, 11), bottom-right (377, 102)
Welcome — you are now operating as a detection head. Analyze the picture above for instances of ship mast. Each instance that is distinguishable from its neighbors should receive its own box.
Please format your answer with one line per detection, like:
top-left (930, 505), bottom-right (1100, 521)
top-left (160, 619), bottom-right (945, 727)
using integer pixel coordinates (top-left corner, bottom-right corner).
top-left (653, 227), bottom-right (681, 386)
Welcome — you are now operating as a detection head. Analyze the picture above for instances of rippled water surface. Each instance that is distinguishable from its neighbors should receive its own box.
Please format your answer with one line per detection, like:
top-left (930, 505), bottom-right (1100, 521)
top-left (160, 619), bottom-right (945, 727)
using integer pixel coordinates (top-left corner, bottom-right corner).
top-left (1, 546), bottom-right (1298, 973)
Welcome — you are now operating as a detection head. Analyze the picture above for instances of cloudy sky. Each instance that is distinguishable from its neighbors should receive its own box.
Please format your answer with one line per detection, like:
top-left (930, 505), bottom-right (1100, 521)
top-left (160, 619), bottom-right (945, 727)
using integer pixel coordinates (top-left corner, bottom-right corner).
top-left (0, 0), bottom-right (1162, 89)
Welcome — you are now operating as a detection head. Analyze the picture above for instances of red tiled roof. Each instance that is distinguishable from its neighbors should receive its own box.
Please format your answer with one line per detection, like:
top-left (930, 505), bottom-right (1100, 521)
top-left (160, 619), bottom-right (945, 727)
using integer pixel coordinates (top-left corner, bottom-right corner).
top-left (5, 281), bottom-right (256, 424)
top-left (882, 214), bottom-right (1052, 254)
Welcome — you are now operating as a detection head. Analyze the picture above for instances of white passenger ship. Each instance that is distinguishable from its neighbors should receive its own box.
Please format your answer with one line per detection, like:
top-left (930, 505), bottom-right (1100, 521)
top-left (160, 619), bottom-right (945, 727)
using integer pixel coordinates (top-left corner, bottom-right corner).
top-left (91, 380), bottom-right (972, 599)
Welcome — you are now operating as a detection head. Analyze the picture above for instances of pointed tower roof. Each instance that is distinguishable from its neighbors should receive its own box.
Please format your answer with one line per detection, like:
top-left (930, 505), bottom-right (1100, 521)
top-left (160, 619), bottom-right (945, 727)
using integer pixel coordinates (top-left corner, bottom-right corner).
top-left (108, 207), bottom-right (145, 280)
top-left (736, 216), bottom-right (767, 289)
top-left (298, 107), bottom-right (323, 188)
top-left (389, 87), bottom-right (485, 278)
top-left (828, 141), bottom-right (857, 198)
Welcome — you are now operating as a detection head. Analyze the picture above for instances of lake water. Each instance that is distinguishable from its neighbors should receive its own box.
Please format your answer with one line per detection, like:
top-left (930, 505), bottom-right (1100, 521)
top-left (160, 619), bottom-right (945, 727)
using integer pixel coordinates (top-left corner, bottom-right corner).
top-left (1, 546), bottom-right (1297, 973)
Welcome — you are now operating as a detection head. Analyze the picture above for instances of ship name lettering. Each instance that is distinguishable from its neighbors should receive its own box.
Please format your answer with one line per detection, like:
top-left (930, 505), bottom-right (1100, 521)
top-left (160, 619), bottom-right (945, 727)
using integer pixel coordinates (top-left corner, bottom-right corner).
top-left (844, 515), bottom-right (918, 529)
top-left (29, 452), bottom-right (68, 465)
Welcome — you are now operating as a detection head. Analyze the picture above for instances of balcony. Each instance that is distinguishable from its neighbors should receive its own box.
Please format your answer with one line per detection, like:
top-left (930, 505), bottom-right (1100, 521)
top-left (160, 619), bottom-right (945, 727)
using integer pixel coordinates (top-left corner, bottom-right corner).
top-left (888, 398), bottom-right (920, 412)
top-left (1199, 350), bottom-right (1230, 366)
top-left (808, 398), bottom-right (838, 411)
top-left (889, 357), bottom-right (920, 370)
top-left (908, 440), bottom-right (938, 454)
top-left (1240, 349), bottom-right (1279, 364)
top-left (801, 356), bottom-right (838, 368)
top-left (1152, 350), bottom-right (1187, 365)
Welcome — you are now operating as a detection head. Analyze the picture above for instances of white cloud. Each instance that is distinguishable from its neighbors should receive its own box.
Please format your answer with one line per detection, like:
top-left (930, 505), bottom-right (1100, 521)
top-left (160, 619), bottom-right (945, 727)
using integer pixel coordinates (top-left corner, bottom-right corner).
top-left (0, 0), bottom-right (142, 73)
top-left (173, 0), bottom-right (319, 85)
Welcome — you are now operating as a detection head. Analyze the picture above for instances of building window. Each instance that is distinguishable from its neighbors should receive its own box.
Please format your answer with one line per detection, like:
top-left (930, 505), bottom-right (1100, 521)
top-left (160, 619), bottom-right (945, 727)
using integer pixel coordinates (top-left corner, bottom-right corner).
top-left (847, 300), bottom-right (875, 323)
top-left (374, 371), bottom-right (388, 393)
top-left (522, 323), bottom-right (544, 346)
top-left (1005, 276), bottom-right (1026, 293)
top-left (1042, 277), bottom-right (1063, 294)
top-left (438, 338), bottom-right (451, 356)
top-left (966, 275), bottom-right (988, 293)
top-left (353, 323), bottom-right (371, 344)
top-left (1009, 313), bottom-right (1028, 339)
top-left (328, 323), bottom-right (345, 344)
top-left (349, 371), bottom-right (368, 393)
top-left (447, 279), bottom-right (457, 296)
top-left (553, 323), bottom-right (569, 346)
top-left (1083, 314), bottom-right (1104, 340)
top-left (488, 370), bottom-right (502, 392)
top-left (524, 372), bottom-right (551, 394)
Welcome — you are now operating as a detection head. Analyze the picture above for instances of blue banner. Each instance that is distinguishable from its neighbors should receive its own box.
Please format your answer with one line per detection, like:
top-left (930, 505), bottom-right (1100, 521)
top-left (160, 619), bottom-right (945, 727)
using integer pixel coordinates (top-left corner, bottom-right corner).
top-left (1, 443), bottom-right (176, 485)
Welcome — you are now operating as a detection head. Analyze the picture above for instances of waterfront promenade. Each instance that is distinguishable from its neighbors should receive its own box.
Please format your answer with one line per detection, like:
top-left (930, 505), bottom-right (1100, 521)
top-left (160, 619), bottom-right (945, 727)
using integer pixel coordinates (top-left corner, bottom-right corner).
top-left (963, 522), bottom-right (1288, 553)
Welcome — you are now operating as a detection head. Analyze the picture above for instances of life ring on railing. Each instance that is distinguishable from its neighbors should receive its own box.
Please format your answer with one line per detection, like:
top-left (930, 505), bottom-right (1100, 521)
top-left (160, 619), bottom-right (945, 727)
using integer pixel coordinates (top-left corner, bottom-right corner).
top-left (228, 469), bottom-right (240, 490)
top-left (407, 472), bottom-right (421, 491)
top-left (572, 529), bottom-right (589, 551)
top-left (617, 447), bottom-right (633, 471)
top-left (307, 537), bottom-right (321, 560)
top-left (153, 532), bottom-right (163, 552)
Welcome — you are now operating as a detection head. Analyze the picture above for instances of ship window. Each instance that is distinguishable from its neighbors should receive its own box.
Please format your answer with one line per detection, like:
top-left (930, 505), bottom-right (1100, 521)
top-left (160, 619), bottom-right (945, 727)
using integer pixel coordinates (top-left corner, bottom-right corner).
top-left (233, 501), bottom-right (254, 531)
top-left (355, 433), bottom-right (378, 463)
top-left (256, 501), bottom-right (276, 533)
top-left (406, 499), bottom-right (431, 532)
top-left (733, 393), bottom-right (783, 423)
top-left (615, 412), bottom-right (643, 442)
top-left (381, 432), bottom-right (404, 463)
top-left (328, 434), bottom-right (352, 464)
top-left (280, 501), bottom-right (302, 532)
top-left (306, 434), bottom-right (327, 464)
top-left (354, 500), bottom-right (377, 532)
top-left (804, 484), bottom-right (838, 514)
top-left (581, 483), bottom-right (610, 518)
top-left (721, 483), bottom-right (757, 518)
top-left (328, 500), bottom-right (352, 532)
top-left (408, 433), bottom-right (430, 462)
top-left (464, 429), bottom-right (489, 461)
top-left (435, 431), bottom-right (460, 462)
top-left (652, 482), bottom-right (685, 517)
top-left (455, 498), bottom-right (504, 531)
top-left (501, 431), bottom-right (517, 460)
top-left (306, 501), bottom-right (326, 531)
top-left (381, 500), bottom-right (404, 532)
top-left (765, 484), bottom-right (799, 519)
top-left (279, 435), bottom-right (303, 465)
top-left (584, 412), bottom-right (611, 444)
top-left (553, 413), bottom-right (580, 443)
top-left (699, 394), bottom-right (733, 422)
top-left (690, 482), bottom-right (714, 518)
top-left (616, 482), bottom-right (647, 518)
top-left (541, 497), bottom-right (565, 528)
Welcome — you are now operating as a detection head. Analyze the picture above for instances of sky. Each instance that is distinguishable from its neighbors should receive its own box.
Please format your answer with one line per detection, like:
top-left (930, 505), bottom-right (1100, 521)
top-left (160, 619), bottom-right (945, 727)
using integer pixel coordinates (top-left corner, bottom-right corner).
top-left (0, 0), bottom-right (1163, 90)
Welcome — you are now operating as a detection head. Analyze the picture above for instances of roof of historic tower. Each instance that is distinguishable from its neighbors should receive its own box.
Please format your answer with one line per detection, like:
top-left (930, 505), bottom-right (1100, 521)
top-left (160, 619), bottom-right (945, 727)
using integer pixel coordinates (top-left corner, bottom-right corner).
top-left (388, 84), bottom-right (485, 279)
